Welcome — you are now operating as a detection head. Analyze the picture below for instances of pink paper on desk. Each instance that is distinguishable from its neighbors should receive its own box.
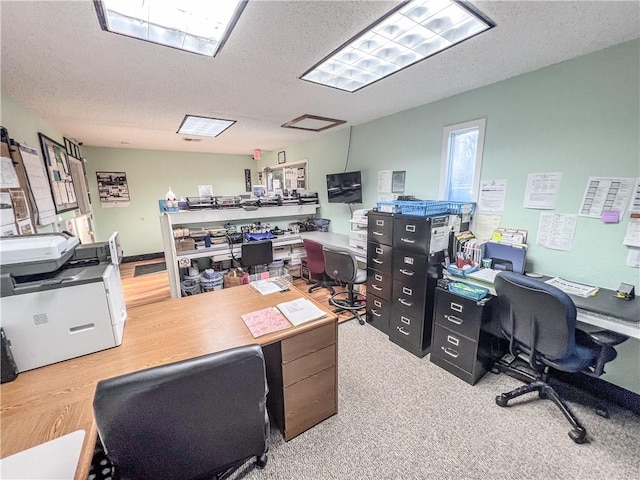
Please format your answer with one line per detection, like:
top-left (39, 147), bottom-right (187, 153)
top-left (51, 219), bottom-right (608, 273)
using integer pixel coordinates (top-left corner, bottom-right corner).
top-left (241, 307), bottom-right (292, 338)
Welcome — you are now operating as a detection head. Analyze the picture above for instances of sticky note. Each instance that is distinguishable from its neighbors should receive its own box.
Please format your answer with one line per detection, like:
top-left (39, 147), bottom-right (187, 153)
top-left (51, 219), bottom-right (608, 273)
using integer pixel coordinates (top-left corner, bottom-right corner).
top-left (601, 210), bottom-right (620, 223)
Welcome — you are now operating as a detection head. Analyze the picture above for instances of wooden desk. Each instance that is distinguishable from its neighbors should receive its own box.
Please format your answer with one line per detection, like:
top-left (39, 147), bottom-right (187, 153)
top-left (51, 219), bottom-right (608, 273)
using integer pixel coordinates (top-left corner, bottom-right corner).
top-left (0, 285), bottom-right (338, 480)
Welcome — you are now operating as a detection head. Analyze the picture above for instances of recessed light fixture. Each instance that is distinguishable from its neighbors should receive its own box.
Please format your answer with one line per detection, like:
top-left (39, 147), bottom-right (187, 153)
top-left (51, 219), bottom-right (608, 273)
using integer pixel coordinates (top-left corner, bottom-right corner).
top-left (300, 0), bottom-right (494, 92)
top-left (177, 115), bottom-right (236, 137)
top-left (282, 114), bottom-right (347, 132)
top-left (94, 0), bottom-right (247, 57)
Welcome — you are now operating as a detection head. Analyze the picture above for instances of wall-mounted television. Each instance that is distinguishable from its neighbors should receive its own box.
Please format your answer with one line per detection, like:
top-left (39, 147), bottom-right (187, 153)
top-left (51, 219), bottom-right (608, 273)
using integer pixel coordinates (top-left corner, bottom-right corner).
top-left (326, 171), bottom-right (362, 204)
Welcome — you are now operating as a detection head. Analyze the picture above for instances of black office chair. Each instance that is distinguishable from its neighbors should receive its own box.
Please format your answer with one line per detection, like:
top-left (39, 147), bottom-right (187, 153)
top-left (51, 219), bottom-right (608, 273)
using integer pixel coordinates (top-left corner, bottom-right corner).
top-left (493, 271), bottom-right (628, 443)
top-left (93, 344), bottom-right (269, 480)
top-left (322, 245), bottom-right (367, 325)
top-left (303, 239), bottom-right (335, 295)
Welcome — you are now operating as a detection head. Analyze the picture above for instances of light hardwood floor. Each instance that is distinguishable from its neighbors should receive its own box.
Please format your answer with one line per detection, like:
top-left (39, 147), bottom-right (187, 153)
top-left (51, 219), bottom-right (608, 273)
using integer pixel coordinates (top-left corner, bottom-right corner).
top-left (120, 259), bottom-right (365, 323)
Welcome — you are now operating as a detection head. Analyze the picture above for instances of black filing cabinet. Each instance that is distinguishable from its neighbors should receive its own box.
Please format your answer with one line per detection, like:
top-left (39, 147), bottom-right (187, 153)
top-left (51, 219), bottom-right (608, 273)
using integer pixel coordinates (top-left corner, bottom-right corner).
top-left (430, 287), bottom-right (498, 385)
top-left (366, 212), bottom-right (393, 334)
top-left (388, 214), bottom-right (450, 358)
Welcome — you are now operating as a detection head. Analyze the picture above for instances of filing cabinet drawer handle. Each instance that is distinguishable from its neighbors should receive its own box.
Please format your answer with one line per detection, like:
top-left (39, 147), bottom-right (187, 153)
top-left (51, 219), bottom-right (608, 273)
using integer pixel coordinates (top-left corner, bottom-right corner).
top-left (372, 258), bottom-right (383, 264)
top-left (405, 225), bottom-right (416, 232)
top-left (445, 314), bottom-right (463, 325)
top-left (450, 302), bottom-right (463, 313)
top-left (447, 335), bottom-right (459, 346)
top-left (374, 300), bottom-right (382, 308)
top-left (372, 284), bottom-right (382, 291)
top-left (397, 326), bottom-right (410, 336)
top-left (399, 269), bottom-right (414, 276)
top-left (399, 298), bottom-right (413, 307)
top-left (401, 237), bottom-right (415, 244)
top-left (376, 220), bottom-right (384, 226)
top-left (373, 231), bottom-right (383, 236)
top-left (401, 316), bottom-right (410, 325)
top-left (371, 309), bottom-right (382, 317)
top-left (442, 347), bottom-right (459, 358)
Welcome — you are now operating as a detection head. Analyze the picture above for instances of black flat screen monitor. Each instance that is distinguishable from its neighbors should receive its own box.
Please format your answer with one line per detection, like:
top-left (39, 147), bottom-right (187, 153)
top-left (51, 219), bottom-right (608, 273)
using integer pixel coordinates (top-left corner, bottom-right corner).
top-left (241, 240), bottom-right (273, 267)
top-left (326, 171), bottom-right (362, 204)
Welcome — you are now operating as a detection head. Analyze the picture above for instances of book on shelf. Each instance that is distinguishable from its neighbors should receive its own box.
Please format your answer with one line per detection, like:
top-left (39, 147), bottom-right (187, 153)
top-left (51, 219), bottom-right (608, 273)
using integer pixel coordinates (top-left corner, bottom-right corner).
top-left (249, 278), bottom-right (289, 295)
top-left (241, 307), bottom-right (292, 338)
top-left (276, 298), bottom-right (327, 326)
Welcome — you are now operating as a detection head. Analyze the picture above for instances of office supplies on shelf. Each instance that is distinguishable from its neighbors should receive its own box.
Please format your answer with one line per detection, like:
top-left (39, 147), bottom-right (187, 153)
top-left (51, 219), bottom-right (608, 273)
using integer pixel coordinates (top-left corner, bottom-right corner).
top-left (241, 307), bottom-right (292, 337)
top-left (276, 297), bottom-right (327, 326)
top-left (544, 276), bottom-right (599, 298)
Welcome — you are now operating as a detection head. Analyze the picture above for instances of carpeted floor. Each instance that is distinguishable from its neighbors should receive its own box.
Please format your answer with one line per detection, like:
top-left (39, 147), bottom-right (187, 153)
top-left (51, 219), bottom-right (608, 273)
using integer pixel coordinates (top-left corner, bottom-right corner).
top-left (225, 321), bottom-right (640, 480)
top-left (89, 320), bottom-right (640, 480)
top-left (133, 262), bottom-right (167, 277)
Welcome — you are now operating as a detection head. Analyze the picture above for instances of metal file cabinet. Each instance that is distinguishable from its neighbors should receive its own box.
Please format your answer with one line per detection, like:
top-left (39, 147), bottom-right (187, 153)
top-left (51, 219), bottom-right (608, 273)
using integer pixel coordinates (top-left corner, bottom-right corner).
top-left (388, 214), bottom-right (450, 357)
top-left (366, 212), bottom-right (393, 334)
top-left (430, 287), bottom-right (499, 385)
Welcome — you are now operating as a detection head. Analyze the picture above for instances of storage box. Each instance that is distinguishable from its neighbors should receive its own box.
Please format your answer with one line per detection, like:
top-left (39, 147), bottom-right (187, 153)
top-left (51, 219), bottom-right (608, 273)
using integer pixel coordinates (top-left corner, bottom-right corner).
top-left (175, 237), bottom-right (196, 252)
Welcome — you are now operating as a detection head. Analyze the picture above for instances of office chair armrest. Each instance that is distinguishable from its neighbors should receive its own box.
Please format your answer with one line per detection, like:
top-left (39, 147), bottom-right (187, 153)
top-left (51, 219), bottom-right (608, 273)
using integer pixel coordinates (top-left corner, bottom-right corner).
top-left (587, 330), bottom-right (628, 347)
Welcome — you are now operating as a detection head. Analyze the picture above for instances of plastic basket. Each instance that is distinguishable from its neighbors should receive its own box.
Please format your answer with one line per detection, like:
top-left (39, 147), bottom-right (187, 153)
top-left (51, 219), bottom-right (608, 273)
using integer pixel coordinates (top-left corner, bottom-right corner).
top-left (448, 202), bottom-right (476, 215)
top-left (400, 201), bottom-right (449, 216)
top-left (448, 281), bottom-right (489, 301)
top-left (376, 201), bottom-right (402, 213)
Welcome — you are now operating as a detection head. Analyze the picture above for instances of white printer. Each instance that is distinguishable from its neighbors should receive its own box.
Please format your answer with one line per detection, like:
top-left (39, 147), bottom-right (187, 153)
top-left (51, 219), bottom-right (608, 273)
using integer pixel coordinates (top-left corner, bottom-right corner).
top-left (0, 233), bottom-right (127, 372)
top-left (348, 209), bottom-right (369, 251)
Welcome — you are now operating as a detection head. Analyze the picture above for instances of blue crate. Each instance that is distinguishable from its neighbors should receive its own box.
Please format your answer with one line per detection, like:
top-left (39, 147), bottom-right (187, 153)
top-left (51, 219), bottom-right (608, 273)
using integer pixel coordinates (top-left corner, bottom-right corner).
top-left (448, 202), bottom-right (476, 215)
top-left (401, 201), bottom-right (449, 216)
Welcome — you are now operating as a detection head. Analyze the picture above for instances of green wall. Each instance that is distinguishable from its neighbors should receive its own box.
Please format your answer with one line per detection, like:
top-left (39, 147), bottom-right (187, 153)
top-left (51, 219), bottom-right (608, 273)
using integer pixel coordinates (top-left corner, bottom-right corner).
top-left (262, 40), bottom-right (640, 292)
top-left (82, 147), bottom-right (257, 256)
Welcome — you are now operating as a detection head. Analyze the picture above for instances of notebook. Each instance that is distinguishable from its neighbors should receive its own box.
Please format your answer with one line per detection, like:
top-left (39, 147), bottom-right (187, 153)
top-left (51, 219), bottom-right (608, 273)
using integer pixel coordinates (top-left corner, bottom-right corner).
top-left (241, 307), bottom-right (292, 337)
top-left (276, 298), bottom-right (327, 326)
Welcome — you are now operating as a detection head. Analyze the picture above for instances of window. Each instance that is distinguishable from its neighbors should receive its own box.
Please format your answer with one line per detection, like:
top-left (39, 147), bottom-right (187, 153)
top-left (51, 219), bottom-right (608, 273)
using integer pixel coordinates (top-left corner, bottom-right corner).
top-left (439, 118), bottom-right (486, 202)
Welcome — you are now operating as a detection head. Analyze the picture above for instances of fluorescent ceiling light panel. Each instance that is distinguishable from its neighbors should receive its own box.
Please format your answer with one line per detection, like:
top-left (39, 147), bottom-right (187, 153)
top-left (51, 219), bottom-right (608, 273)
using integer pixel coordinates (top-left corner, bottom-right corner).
top-left (300, 0), bottom-right (494, 92)
top-left (96, 0), bottom-right (246, 56)
top-left (282, 115), bottom-right (347, 132)
top-left (177, 115), bottom-right (236, 137)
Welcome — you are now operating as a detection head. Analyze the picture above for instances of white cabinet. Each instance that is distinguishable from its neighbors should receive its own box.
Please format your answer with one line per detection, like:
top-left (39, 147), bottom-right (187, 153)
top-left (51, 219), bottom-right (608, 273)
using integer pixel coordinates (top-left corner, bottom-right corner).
top-left (160, 205), bottom-right (320, 298)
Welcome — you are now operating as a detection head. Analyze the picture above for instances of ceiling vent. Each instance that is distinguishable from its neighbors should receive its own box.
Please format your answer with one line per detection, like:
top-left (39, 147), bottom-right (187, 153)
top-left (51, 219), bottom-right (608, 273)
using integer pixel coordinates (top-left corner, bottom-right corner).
top-left (182, 137), bottom-right (202, 142)
top-left (281, 114), bottom-right (346, 132)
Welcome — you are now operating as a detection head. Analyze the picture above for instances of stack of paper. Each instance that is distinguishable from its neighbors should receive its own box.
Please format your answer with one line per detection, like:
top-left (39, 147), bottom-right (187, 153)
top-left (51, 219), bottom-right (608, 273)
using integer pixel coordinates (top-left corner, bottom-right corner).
top-left (276, 298), bottom-right (327, 326)
top-left (544, 277), bottom-right (599, 298)
top-left (249, 278), bottom-right (288, 295)
top-left (241, 307), bottom-right (291, 337)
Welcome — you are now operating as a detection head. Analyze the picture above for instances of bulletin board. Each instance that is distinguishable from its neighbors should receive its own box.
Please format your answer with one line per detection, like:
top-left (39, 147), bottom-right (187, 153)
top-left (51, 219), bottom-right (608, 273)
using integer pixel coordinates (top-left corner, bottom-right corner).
top-left (38, 133), bottom-right (78, 213)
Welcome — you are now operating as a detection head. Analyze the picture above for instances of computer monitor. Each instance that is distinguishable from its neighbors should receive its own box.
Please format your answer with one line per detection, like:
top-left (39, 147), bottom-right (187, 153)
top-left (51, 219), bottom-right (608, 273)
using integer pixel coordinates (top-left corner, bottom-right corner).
top-left (241, 240), bottom-right (273, 268)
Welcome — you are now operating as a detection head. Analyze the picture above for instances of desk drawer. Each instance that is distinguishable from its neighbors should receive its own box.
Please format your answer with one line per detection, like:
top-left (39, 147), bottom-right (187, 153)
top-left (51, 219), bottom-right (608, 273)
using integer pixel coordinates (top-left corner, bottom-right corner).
top-left (281, 322), bottom-right (335, 363)
top-left (367, 270), bottom-right (392, 301)
top-left (432, 323), bottom-right (477, 373)
top-left (367, 242), bottom-right (393, 274)
top-left (284, 366), bottom-right (336, 440)
top-left (283, 344), bottom-right (335, 388)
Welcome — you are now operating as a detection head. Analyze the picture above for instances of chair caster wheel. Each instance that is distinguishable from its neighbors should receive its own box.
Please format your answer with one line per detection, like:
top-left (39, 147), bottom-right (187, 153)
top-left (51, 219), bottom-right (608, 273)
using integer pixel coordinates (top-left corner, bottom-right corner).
top-left (490, 366), bottom-right (501, 374)
top-left (568, 428), bottom-right (587, 444)
top-left (495, 395), bottom-right (509, 407)
top-left (538, 391), bottom-right (547, 400)
top-left (358, 319), bottom-right (365, 325)
top-left (256, 453), bottom-right (268, 468)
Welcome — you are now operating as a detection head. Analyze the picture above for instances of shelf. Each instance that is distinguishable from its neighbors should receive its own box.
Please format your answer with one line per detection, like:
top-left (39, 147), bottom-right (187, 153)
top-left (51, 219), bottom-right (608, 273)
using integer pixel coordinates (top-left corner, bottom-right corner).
top-left (163, 204), bottom-right (319, 225)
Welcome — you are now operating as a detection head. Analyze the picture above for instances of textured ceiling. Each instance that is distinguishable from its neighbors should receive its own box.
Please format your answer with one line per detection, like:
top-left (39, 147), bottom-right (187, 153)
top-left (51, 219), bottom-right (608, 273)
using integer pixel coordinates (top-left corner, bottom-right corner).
top-left (1, 0), bottom-right (639, 156)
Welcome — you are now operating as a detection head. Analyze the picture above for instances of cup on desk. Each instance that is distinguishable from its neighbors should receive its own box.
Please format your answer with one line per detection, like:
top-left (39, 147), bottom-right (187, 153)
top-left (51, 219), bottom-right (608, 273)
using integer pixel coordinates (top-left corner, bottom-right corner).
top-left (481, 258), bottom-right (492, 269)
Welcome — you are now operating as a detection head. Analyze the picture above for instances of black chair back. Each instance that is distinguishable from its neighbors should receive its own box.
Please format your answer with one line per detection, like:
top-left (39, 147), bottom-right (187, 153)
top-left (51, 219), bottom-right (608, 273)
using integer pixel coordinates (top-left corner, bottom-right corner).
top-left (93, 344), bottom-right (268, 480)
top-left (494, 271), bottom-right (577, 361)
top-left (323, 246), bottom-right (358, 283)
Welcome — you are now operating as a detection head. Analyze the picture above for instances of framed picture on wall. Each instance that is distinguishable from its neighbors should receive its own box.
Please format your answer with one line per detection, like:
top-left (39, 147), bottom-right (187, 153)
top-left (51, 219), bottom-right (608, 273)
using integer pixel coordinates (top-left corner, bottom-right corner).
top-left (278, 151), bottom-right (286, 164)
top-left (38, 133), bottom-right (79, 213)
